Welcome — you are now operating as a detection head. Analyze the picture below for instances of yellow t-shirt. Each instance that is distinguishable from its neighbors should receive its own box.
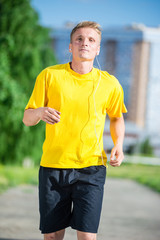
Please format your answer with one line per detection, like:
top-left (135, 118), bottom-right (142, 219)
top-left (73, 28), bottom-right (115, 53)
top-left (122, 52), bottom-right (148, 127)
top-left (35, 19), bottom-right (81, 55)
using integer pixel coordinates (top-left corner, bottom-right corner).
top-left (25, 63), bottom-right (127, 168)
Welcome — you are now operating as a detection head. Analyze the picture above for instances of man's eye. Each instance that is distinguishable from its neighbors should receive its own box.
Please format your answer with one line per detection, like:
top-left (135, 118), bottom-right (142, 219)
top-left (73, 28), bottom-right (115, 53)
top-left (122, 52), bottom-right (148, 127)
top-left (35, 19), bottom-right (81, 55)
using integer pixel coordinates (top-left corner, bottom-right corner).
top-left (89, 38), bottom-right (94, 42)
top-left (78, 38), bottom-right (82, 41)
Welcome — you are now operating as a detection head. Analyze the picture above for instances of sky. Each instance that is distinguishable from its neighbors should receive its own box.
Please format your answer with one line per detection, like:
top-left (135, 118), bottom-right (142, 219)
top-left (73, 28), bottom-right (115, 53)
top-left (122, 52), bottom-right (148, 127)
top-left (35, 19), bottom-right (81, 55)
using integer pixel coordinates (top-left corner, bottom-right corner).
top-left (31, 0), bottom-right (160, 29)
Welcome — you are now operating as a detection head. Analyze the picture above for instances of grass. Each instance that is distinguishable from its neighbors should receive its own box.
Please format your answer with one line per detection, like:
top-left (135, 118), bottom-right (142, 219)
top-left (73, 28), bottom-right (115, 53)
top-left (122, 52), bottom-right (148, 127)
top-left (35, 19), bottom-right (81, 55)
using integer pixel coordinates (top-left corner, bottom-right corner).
top-left (0, 163), bottom-right (160, 194)
top-left (0, 164), bottom-right (38, 194)
top-left (107, 162), bottom-right (160, 192)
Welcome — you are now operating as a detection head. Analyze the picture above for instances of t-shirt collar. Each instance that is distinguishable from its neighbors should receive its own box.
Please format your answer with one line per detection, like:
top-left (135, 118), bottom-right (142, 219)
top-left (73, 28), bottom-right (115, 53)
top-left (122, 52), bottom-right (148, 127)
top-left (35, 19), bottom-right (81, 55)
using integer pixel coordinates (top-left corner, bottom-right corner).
top-left (66, 62), bottom-right (96, 80)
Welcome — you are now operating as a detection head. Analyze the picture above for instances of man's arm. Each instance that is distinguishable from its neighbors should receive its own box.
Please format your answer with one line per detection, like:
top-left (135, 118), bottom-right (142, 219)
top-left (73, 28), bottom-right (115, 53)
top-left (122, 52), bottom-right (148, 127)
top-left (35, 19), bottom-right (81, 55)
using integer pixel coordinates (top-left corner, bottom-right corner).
top-left (109, 115), bottom-right (125, 167)
top-left (23, 107), bottom-right (61, 126)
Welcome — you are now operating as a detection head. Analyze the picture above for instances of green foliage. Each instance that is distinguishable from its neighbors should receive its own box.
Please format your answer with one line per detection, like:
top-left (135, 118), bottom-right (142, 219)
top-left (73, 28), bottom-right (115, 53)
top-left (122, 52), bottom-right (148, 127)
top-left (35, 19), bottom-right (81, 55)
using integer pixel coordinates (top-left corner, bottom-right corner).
top-left (0, 0), bottom-right (56, 164)
top-left (0, 0), bottom-right (56, 93)
top-left (139, 138), bottom-right (154, 156)
top-left (0, 164), bottom-right (38, 194)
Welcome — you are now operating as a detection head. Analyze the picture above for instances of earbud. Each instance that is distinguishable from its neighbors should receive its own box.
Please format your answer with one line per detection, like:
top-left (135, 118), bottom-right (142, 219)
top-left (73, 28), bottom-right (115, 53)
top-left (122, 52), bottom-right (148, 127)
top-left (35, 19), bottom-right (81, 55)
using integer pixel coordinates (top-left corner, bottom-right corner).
top-left (96, 51), bottom-right (99, 55)
top-left (69, 49), bottom-right (72, 52)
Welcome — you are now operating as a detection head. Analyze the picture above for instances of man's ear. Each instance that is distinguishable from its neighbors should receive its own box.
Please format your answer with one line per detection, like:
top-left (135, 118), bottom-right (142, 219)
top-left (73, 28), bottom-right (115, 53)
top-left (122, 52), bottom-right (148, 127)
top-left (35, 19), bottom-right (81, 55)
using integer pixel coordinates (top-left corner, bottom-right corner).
top-left (96, 46), bottom-right (100, 55)
top-left (69, 43), bottom-right (72, 52)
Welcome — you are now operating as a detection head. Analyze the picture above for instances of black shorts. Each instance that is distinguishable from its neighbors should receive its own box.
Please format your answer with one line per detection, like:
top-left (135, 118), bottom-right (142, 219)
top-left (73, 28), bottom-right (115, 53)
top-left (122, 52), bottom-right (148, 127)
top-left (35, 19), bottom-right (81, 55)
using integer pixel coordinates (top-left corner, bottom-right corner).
top-left (39, 165), bottom-right (106, 234)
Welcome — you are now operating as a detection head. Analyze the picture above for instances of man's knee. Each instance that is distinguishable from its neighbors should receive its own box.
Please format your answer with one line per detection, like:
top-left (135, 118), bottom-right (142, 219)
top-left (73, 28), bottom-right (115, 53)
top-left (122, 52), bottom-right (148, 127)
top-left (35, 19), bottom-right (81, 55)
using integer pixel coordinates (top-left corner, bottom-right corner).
top-left (77, 231), bottom-right (96, 240)
top-left (44, 229), bottom-right (65, 240)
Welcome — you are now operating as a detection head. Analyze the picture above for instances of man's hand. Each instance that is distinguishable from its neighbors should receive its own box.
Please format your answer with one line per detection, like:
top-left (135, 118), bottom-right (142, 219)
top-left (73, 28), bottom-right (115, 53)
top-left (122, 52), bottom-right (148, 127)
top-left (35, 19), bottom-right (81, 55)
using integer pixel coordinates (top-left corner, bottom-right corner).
top-left (109, 144), bottom-right (124, 167)
top-left (38, 107), bottom-right (61, 125)
top-left (23, 107), bottom-right (61, 126)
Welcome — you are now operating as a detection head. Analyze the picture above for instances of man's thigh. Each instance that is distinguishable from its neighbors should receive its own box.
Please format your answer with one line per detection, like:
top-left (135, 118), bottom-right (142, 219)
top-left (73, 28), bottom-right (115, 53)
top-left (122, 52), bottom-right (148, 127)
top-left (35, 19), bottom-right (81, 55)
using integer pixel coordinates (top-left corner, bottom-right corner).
top-left (39, 167), bottom-right (72, 234)
top-left (70, 166), bottom-right (106, 234)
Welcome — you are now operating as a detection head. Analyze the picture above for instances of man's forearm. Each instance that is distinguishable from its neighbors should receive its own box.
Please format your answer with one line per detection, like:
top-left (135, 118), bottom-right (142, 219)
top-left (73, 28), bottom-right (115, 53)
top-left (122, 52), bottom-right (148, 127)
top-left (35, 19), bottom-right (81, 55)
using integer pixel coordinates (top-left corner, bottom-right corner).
top-left (109, 116), bottom-right (125, 147)
top-left (23, 107), bottom-right (61, 126)
top-left (109, 115), bottom-right (125, 166)
top-left (23, 108), bottom-right (41, 126)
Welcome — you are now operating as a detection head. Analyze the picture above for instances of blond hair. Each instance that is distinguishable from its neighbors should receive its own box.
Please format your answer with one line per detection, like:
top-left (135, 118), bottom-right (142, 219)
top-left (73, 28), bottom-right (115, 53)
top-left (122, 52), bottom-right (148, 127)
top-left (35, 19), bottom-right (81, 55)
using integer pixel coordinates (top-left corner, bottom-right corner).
top-left (70, 21), bottom-right (102, 42)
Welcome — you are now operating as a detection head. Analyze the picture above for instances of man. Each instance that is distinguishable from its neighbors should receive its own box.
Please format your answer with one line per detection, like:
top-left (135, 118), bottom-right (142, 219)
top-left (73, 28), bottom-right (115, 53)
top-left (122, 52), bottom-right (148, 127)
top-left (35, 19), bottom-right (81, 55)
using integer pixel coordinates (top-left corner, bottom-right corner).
top-left (23, 21), bottom-right (127, 240)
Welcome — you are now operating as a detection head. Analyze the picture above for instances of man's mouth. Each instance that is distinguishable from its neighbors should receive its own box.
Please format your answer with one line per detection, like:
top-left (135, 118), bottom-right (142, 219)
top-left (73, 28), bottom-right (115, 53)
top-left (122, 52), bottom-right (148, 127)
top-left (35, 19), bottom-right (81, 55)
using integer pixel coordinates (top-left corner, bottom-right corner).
top-left (80, 49), bottom-right (89, 52)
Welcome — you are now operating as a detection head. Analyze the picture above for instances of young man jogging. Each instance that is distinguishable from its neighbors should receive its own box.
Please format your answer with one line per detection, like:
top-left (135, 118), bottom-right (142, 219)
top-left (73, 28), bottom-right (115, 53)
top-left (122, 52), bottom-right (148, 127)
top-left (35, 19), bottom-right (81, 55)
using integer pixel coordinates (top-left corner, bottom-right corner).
top-left (23, 21), bottom-right (127, 240)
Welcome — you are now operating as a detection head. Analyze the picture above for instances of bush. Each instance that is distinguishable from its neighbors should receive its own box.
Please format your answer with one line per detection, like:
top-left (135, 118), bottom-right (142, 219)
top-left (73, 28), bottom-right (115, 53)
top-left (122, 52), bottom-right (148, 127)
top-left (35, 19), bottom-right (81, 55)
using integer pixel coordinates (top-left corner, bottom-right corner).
top-left (139, 138), bottom-right (154, 156)
top-left (0, 0), bottom-right (56, 165)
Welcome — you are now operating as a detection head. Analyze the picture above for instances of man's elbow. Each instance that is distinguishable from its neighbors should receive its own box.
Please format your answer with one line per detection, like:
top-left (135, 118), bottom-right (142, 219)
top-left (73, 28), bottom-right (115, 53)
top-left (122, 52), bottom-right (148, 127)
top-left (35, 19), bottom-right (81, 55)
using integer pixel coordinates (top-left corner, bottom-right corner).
top-left (22, 111), bottom-right (32, 126)
top-left (22, 117), bottom-right (30, 126)
top-left (109, 115), bottom-right (124, 122)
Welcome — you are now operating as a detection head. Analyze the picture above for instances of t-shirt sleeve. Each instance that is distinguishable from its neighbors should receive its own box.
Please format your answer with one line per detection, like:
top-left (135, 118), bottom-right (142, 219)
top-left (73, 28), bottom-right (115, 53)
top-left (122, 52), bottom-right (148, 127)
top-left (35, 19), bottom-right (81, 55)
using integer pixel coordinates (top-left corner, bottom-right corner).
top-left (25, 69), bottom-right (48, 110)
top-left (106, 79), bottom-right (127, 118)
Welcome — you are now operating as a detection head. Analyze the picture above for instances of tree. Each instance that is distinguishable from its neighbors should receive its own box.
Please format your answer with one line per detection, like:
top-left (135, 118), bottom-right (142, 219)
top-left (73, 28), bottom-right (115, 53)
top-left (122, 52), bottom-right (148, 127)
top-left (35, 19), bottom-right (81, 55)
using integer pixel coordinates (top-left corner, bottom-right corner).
top-left (139, 138), bottom-right (154, 157)
top-left (0, 0), bottom-right (57, 164)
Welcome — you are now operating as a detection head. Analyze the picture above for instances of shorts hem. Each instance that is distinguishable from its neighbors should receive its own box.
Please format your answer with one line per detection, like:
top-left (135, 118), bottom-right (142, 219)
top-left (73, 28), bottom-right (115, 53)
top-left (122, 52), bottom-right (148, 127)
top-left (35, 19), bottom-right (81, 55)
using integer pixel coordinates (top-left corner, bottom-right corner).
top-left (40, 224), bottom-right (70, 234)
top-left (70, 225), bottom-right (98, 234)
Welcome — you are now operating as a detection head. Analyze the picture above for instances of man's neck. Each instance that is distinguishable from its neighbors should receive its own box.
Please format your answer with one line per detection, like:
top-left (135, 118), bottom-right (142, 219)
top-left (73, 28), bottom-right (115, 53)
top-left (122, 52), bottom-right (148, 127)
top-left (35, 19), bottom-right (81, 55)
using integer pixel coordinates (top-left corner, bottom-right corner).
top-left (70, 60), bottom-right (94, 74)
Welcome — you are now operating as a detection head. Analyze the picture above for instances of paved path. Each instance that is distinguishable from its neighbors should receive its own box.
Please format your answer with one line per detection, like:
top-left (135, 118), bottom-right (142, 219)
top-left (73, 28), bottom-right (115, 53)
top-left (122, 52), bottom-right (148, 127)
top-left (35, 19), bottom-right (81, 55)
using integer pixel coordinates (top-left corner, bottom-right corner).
top-left (0, 178), bottom-right (160, 240)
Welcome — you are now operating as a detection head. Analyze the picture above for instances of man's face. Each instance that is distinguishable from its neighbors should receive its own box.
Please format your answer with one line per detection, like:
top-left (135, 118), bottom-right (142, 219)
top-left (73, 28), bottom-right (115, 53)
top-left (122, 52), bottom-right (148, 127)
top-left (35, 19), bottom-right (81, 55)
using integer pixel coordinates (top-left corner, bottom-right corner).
top-left (69, 27), bottom-right (100, 62)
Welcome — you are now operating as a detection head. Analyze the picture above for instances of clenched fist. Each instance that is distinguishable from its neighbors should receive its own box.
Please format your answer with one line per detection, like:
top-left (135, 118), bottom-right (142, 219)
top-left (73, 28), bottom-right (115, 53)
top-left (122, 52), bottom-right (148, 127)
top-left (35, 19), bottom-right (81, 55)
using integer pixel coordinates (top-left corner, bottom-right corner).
top-left (38, 107), bottom-right (61, 125)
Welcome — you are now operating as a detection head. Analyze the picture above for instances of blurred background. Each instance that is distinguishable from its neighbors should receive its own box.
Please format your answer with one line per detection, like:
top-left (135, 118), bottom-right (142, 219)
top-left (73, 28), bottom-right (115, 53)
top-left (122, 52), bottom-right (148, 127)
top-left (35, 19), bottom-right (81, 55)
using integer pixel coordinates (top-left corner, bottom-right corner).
top-left (0, 0), bottom-right (160, 191)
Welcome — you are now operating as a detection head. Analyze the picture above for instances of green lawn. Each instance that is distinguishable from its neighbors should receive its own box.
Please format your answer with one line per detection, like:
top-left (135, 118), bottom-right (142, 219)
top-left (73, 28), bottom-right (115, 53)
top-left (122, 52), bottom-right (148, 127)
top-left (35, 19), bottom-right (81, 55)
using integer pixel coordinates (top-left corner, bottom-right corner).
top-left (0, 163), bottom-right (160, 194)
top-left (107, 163), bottom-right (160, 192)
top-left (0, 164), bottom-right (38, 194)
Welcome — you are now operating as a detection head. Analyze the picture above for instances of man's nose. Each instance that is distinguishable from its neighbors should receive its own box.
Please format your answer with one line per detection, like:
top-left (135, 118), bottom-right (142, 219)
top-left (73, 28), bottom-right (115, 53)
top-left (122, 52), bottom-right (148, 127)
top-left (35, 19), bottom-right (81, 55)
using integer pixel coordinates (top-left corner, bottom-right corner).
top-left (82, 38), bottom-right (88, 46)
